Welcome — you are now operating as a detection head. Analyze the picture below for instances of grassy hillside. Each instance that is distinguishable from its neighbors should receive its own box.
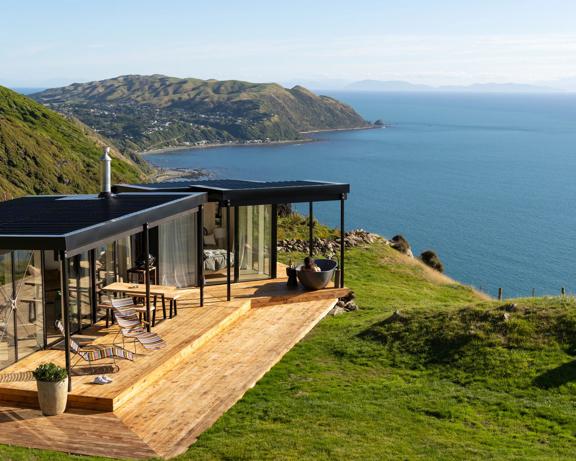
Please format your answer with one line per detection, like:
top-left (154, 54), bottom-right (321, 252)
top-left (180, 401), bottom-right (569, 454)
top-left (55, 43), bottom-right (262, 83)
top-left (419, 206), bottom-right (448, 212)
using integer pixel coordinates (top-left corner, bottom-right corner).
top-left (32, 75), bottom-right (370, 153)
top-left (2, 239), bottom-right (575, 460)
top-left (0, 85), bottom-right (148, 196)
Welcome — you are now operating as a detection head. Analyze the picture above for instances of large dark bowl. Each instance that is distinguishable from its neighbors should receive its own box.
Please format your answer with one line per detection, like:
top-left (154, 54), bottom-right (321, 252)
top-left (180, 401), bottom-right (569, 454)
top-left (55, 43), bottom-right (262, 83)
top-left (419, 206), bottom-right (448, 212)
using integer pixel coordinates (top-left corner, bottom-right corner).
top-left (296, 259), bottom-right (337, 290)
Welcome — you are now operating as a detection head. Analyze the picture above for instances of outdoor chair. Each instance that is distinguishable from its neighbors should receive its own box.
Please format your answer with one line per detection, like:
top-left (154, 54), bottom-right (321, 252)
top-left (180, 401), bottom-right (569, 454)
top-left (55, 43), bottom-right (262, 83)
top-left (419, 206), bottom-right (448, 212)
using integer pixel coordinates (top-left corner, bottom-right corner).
top-left (112, 302), bottom-right (166, 353)
top-left (55, 320), bottom-right (134, 370)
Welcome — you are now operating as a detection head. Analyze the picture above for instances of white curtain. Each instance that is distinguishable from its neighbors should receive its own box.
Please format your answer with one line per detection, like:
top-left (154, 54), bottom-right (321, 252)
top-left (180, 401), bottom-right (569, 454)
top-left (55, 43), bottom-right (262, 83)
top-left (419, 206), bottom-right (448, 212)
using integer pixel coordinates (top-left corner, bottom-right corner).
top-left (159, 213), bottom-right (197, 288)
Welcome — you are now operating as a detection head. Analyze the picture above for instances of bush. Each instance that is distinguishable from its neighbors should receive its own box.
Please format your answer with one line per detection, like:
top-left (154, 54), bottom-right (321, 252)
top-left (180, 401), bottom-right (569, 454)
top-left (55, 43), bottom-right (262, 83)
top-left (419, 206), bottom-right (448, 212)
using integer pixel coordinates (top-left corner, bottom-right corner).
top-left (32, 363), bottom-right (68, 382)
top-left (420, 250), bottom-right (444, 272)
top-left (390, 235), bottom-right (411, 254)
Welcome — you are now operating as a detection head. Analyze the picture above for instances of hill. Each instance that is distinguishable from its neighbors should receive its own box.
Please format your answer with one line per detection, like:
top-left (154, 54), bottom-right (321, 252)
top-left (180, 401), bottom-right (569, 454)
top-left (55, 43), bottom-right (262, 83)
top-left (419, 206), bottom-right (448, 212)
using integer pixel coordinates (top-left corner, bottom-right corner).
top-left (32, 75), bottom-right (370, 153)
top-left (0, 86), bottom-right (149, 197)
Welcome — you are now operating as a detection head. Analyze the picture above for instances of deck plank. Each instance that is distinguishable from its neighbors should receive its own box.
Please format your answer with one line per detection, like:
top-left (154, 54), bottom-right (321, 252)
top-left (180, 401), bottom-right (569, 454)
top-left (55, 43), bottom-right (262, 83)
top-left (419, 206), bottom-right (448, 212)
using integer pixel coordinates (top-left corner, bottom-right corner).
top-left (116, 298), bottom-right (337, 458)
top-left (0, 404), bottom-right (155, 459)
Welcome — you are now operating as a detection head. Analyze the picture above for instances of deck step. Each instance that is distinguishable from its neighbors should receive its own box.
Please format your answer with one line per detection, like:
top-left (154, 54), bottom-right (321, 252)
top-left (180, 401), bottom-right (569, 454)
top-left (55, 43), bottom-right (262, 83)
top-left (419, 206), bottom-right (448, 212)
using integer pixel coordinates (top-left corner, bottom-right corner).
top-left (0, 299), bottom-right (252, 412)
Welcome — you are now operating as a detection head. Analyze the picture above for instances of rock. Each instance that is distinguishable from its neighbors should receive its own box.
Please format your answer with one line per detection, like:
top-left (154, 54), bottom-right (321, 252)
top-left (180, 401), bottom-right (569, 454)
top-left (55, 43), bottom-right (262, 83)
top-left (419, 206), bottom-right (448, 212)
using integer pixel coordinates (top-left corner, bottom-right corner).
top-left (390, 235), bottom-right (412, 255)
top-left (328, 306), bottom-right (346, 316)
top-left (344, 301), bottom-right (358, 311)
top-left (277, 229), bottom-right (382, 253)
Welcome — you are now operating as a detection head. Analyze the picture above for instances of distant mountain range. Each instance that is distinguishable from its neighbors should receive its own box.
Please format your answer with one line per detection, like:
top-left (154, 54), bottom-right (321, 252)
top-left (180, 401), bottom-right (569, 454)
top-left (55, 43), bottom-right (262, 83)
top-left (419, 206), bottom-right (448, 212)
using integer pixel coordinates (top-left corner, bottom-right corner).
top-left (345, 80), bottom-right (560, 93)
top-left (31, 75), bottom-right (370, 153)
top-left (279, 78), bottom-right (572, 93)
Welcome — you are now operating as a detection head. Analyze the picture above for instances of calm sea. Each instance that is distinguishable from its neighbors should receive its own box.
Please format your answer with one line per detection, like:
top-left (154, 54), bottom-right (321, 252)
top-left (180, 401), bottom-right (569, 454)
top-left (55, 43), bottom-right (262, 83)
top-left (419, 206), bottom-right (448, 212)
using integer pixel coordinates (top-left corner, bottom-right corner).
top-left (145, 92), bottom-right (576, 297)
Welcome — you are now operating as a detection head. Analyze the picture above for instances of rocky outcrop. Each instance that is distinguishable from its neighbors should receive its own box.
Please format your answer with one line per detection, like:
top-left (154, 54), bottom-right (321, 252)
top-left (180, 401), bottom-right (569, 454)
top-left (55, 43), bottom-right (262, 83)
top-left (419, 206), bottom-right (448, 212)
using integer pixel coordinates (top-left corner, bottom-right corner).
top-left (277, 229), bottom-right (382, 254)
top-left (389, 235), bottom-right (413, 257)
top-left (328, 291), bottom-right (359, 316)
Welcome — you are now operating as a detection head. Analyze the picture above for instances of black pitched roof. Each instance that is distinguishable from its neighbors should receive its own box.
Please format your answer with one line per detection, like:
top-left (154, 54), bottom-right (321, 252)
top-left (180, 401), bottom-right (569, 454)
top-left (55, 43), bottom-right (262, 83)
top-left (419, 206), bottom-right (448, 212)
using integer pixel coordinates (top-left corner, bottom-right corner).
top-left (113, 179), bottom-right (349, 205)
top-left (0, 192), bottom-right (206, 255)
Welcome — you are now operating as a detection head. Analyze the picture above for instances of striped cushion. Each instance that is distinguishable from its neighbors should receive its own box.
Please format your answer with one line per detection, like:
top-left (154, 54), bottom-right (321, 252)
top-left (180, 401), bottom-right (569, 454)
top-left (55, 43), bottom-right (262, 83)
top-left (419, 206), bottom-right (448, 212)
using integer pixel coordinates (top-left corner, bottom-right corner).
top-left (80, 345), bottom-right (134, 361)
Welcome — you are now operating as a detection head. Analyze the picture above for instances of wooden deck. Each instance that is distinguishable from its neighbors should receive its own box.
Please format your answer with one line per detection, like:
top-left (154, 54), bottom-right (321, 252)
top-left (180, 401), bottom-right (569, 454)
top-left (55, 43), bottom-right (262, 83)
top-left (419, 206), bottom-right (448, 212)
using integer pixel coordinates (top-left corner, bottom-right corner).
top-left (0, 275), bottom-right (346, 459)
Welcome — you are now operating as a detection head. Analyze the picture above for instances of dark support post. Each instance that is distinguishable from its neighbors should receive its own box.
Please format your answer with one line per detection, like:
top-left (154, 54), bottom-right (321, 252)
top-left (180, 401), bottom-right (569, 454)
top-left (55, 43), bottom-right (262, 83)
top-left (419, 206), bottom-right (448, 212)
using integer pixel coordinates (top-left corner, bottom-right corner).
top-left (59, 251), bottom-right (72, 392)
top-left (74, 256), bottom-right (81, 329)
top-left (226, 201), bottom-right (232, 301)
top-left (143, 223), bottom-right (151, 332)
top-left (197, 205), bottom-right (204, 307)
top-left (309, 202), bottom-right (314, 257)
top-left (234, 207), bottom-right (240, 283)
top-left (498, 288), bottom-right (503, 300)
top-left (89, 249), bottom-right (97, 324)
top-left (271, 204), bottom-right (278, 279)
top-left (340, 194), bottom-right (345, 288)
top-left (10, 252), bottom-right (18, 361)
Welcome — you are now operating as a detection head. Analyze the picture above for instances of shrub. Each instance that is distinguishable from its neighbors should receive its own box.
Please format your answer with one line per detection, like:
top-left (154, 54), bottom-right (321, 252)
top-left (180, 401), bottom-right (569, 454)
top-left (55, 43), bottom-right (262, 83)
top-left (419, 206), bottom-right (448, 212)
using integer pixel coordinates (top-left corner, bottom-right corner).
top-left (420, 250), bottom-right (444, 272)
top-left (390, 235), bottom-right (411, 254)
top-left (32, 363), bottom-right (68, 382)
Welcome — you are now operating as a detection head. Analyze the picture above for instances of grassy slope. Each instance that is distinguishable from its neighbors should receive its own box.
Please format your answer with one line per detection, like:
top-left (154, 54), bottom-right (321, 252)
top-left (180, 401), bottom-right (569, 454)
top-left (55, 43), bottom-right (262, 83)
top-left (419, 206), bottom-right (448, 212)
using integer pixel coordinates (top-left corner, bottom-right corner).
top-left (0, 86), bottom-right (148, 196)
top-left (1, 242), bottom-right (575, 460)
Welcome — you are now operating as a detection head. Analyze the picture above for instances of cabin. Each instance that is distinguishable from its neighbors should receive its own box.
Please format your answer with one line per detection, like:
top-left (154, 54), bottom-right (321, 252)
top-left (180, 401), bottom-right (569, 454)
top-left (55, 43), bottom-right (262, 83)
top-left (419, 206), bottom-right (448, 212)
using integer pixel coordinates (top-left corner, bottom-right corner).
top-left (0, 154), bottom-right (351, 458)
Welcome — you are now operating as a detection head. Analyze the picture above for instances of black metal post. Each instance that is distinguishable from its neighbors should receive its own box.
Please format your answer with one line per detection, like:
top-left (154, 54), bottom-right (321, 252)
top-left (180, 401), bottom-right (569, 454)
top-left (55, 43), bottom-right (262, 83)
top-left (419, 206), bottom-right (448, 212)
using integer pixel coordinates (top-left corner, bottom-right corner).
top-left (196, 205), bottom-right (204, 307)
top-left (143, 223), bottom-right (151, 332)
top-left (309, 202), bottom-right (314, 257)
top-left (340, 194), bottom-right (345, 287)
top-left (10, 251), bottom-right (18, 361)
top-left (40, 251), bottom-right (48, 348)
top-left (59, 251), bottom-right (72, 391)
top-left (226, 201), bottom-right (231, 301)
top-left (271, 204), bottom-right (278, 279)
top-left (74, 256), bottom-right (81, 330)
top-left (89, 249), bottom-right (97, 324)
top-left (234, 207), bottom-right (240, 283)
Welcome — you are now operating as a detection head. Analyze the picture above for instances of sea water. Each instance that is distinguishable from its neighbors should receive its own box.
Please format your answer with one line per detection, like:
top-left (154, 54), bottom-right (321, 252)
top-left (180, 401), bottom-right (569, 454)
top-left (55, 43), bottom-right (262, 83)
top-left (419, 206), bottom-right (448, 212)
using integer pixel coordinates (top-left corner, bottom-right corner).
top-left (145, 91), bottom-right (576, 297)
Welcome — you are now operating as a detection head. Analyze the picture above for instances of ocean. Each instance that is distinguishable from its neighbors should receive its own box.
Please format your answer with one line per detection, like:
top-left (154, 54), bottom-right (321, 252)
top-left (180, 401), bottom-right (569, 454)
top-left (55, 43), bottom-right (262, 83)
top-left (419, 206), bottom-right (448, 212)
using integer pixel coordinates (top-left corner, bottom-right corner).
top-left (145, 91), bottom-right (576, 298)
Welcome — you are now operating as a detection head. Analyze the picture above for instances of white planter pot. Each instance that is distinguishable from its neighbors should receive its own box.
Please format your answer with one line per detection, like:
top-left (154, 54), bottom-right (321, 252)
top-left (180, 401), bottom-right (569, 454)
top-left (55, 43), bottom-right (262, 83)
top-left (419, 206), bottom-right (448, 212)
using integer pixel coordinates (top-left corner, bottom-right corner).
top-left (36, 379), bottom-right (68, 416)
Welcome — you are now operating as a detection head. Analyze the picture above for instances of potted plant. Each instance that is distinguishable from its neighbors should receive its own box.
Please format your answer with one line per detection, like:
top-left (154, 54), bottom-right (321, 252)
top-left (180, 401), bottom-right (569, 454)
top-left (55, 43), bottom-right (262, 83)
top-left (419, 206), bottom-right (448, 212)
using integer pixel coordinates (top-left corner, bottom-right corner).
top-left (32, 362), bottom-right (68, 416)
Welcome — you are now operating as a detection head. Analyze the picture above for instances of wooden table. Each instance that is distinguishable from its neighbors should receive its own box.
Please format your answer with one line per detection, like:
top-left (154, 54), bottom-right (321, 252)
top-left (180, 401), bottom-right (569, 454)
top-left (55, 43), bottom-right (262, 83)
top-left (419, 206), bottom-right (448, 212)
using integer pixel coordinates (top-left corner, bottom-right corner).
top-left (101, 282), bottom-right (194, 324)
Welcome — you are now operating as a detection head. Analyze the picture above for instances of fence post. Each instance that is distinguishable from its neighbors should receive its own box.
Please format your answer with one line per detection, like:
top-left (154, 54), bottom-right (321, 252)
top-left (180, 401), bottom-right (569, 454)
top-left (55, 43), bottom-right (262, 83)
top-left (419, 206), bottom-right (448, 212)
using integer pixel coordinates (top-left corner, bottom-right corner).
top-left (561, 287), bottom-right (566, 297)
top-left (498, 288), bottom-right (503, 301)
top-left (532, 288), bottom-right (535, 298)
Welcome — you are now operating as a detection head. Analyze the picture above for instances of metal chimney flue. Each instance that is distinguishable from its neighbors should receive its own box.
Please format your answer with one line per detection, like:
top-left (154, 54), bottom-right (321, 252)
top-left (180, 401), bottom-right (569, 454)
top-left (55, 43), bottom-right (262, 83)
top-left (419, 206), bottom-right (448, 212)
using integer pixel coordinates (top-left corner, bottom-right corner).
top-left (99, 147), bottom-right (113, 198)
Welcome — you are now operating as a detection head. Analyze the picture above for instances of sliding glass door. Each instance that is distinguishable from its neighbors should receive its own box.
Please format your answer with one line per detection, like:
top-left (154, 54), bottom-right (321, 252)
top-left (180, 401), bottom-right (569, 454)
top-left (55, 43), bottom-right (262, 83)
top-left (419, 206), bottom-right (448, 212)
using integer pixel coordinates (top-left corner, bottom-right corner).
top-left (238, 205), bottom-right (272, 281)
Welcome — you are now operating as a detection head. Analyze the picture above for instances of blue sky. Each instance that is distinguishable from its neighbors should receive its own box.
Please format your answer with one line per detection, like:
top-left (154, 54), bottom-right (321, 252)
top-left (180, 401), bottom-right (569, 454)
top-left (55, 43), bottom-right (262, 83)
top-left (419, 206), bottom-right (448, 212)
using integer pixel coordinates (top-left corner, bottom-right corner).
top-left (2, 0), bottom-right (576, 87)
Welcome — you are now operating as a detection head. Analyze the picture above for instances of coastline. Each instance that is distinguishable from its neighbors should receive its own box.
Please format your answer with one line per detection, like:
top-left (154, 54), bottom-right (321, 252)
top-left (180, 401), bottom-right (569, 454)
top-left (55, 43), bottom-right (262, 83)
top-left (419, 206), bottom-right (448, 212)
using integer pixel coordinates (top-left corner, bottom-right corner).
top-left (140, 138), bottom-right (315, 156)
top-left (300, 124), bottom-right (384, 134)
top-left (139, 124), bottom-right (383, 156)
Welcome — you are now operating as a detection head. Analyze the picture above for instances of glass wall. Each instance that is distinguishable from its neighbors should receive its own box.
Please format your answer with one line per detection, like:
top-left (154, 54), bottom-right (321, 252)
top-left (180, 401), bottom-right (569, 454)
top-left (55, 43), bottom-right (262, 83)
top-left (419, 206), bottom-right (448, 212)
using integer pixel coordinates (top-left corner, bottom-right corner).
top-left (238, 205), bottom-right (272, 281)
top-left (0, 250), bottom-right (45, 369)
top-left (43, 251), bottom-right (62, 343)
top-left (203, 203), bottom-right (233, 285)
top-left (68, 252), bottom-right (91, 332)
top-left (0, 251), bottom-right (15, 369)
top-left (159, 212), bottom-right (198, 288)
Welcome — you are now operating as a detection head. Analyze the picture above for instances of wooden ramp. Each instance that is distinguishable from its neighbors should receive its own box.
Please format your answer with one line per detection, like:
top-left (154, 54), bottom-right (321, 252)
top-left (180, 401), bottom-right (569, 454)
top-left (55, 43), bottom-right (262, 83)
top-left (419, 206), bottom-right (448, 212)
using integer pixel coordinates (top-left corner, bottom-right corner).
top-left (0, 298), bottom-right (337, 459)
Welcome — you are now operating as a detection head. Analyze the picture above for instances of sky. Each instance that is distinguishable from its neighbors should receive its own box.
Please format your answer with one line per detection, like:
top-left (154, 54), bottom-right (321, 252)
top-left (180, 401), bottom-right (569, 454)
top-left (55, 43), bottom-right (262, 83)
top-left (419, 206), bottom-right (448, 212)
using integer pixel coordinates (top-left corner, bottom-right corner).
top-left (2, 0), bottom-right (576, 88)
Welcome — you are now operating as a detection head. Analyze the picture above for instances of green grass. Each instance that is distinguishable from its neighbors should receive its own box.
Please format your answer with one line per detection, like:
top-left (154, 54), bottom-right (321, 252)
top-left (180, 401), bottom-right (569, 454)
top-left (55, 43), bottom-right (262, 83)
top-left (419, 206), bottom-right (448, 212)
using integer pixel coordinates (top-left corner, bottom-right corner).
top-left (2, 242), bottom-right (576, 460)
top-left (0, 86), bottom-right (148, 196)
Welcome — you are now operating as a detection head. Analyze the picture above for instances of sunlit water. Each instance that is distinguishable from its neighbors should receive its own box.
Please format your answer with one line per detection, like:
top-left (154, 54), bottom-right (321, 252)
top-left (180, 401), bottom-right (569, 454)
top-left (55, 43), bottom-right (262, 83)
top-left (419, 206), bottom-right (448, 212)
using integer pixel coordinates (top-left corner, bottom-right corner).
top-left (146, 92), bottom-right (576, 297)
